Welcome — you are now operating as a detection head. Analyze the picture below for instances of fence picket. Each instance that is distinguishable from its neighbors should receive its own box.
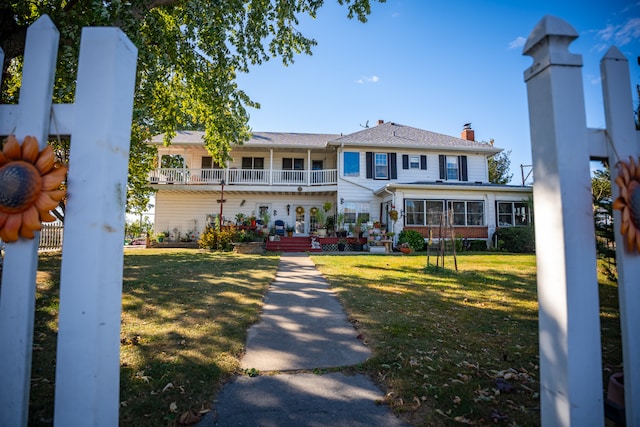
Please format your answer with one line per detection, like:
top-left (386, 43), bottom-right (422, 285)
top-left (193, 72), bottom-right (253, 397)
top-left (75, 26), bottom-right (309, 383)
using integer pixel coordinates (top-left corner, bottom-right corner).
top-left (0, 16), bottom-right (59, 427)
top-left (0, 16), bottom-right (137, 427)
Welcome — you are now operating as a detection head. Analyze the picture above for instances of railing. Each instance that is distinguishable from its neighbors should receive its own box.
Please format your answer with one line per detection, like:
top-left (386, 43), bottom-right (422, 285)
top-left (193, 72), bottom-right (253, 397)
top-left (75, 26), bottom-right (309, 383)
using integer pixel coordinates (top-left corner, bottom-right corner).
top-left (149, 168), bottom-right (338, 186)
top-left (39, 223), bottom-right (64, 250)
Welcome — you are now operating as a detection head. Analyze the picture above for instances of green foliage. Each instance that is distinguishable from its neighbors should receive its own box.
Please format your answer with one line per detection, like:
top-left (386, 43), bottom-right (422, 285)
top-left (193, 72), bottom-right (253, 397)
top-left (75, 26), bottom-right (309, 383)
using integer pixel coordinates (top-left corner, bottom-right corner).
top-left (125, 217), bottom-right (154, 238)
top-left (1, 0), bottom-right (381, 213)
top-left (592, 165), bottom-right (616, 280)
top-left (397, 229), bottom-right (425, 252)
top-left (198, 225), bottom-right (235, 250)
top-left (494, 226), bottom-right (535, 253)
top-left (488, 149), bottom-right (513, 184)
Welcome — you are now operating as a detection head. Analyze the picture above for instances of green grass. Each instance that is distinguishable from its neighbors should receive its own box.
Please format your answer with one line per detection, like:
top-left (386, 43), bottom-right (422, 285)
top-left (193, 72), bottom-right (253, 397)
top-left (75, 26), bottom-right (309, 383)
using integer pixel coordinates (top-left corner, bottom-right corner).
top-left (29, 249), bottom-right (280, 426)
top-left (28, 250), bottom-right (621, 427)
top-left (310, 253), bottom-right (621, 427)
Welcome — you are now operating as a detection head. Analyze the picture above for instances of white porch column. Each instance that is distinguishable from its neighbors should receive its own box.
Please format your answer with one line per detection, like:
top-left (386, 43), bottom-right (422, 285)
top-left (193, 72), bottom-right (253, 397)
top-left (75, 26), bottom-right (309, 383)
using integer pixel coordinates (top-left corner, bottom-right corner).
top-left (523, 16), bottom-right (603, 426)
top-left (307, 149), bottom-right (311, 186)
top-left (269, 148), bottom-right (273, 185)
top-left (601, 46), bottom-right (640, 426)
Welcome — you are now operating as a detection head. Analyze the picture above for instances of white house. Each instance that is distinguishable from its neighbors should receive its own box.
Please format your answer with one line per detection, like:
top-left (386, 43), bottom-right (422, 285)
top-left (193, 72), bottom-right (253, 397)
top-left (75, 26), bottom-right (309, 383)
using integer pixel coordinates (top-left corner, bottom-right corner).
top-left (149, 120), bottom-right (532, 248)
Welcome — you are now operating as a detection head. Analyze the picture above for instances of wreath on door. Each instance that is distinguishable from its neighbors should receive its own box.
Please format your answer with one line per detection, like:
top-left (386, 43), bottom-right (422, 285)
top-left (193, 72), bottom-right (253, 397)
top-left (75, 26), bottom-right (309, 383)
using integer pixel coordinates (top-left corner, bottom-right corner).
top-left (296, 206), bottom-right (304, 215)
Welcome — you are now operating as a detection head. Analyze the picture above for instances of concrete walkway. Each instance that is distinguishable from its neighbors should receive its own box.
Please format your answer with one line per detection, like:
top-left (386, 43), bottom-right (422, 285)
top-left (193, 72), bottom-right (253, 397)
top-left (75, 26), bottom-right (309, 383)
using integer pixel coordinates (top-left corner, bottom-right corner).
top-left (197, 253), bottom-right (409, 426)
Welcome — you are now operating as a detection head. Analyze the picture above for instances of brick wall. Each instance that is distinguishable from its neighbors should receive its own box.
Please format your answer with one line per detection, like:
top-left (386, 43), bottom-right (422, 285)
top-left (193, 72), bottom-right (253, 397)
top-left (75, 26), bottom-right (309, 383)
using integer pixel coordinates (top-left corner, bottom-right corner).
top-left (404, 226), bottom-right (488, 239)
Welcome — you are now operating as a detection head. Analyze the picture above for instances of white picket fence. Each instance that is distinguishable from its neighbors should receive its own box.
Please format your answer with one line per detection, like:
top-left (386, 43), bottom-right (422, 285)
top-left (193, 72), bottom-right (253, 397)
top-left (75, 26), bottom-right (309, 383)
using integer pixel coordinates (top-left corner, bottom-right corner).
top-left (39, 223), bottom-right (64, 250)
top-left (0, 15), bottom-right (137, 427)
top-left (524, 16), bottom-right (639, 426)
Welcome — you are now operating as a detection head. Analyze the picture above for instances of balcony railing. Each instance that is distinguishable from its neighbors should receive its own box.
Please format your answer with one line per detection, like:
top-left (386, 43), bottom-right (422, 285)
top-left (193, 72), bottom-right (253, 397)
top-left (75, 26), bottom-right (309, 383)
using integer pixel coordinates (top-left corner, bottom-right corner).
top-left (149, 168), bottom-right (338, 186)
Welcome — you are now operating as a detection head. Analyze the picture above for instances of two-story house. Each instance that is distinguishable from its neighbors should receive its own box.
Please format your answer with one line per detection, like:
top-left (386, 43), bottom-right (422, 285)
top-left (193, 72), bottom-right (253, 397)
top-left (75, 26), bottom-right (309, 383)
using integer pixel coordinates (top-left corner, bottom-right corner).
top-left (149, 120), bottom-right (532, 248)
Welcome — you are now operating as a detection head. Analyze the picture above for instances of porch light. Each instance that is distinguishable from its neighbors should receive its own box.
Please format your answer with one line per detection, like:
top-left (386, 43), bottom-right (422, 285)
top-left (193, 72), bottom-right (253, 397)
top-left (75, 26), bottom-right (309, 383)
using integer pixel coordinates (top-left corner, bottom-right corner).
top-left (286, 204), bottom-right (291, 215)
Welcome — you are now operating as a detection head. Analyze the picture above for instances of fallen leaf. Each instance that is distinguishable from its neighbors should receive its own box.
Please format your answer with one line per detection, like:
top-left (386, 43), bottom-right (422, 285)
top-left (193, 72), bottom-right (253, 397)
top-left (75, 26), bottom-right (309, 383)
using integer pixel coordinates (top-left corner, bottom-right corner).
top-left (162, 382), bottom-right (174, 392)
top-left (178, 411), bottom-right (201, 425)
top-left (169, 402), bottom-right (178, 413)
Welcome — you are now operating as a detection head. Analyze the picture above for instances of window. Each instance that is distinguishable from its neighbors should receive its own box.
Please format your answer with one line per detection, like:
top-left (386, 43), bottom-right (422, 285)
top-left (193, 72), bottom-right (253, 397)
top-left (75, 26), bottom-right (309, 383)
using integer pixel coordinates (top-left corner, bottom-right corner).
top-left (409, 156), bottom-right (420, 169)
top-left (283, 158), bottom-right (304, 170)
top-left (375, 153), bottom-right (388, 179)
top-left (405, 199), bottom-right (484, 226)
top-left (497, 202), bottom-right (530, 227)
top-left (405, 200), bottom-right (425, 225)
top-left (450, 201), bottom-right (484, 226)
top-left (438, 155), bottom-right (468, 181)
top-left (242, 157), bottom-right (264, 169)
top-left (343, 202), bottom-right (370, 225)
top-left (344, 152), bottom-right (360, 177)
top-left (446, 156), bottom-right (458, 180)
top-left (426, 201), bottom-right (444, 225)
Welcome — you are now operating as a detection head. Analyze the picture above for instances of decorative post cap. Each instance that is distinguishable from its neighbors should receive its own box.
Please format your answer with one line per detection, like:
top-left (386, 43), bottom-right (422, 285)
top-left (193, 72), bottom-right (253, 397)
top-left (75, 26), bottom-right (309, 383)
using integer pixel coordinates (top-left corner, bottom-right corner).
top-left (523, 15), bottom-right (582, 81)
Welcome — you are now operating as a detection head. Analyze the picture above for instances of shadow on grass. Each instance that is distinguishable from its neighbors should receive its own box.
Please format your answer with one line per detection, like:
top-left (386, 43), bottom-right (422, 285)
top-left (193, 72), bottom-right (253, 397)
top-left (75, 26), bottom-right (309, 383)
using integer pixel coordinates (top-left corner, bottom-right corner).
top-left (29, 250), bottom-right (280, 427)
top-left (311, 254), bottom-right (621, 427)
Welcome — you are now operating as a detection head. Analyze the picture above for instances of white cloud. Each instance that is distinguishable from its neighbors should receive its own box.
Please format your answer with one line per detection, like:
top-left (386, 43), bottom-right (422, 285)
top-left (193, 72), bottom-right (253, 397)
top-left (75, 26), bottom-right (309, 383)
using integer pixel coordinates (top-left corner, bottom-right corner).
top-left (595, 17), bottom-right (640, 47)
top-left (356, 75), bottom-right (380, 84)
top-left (508, 36), bottom-right (526, 50)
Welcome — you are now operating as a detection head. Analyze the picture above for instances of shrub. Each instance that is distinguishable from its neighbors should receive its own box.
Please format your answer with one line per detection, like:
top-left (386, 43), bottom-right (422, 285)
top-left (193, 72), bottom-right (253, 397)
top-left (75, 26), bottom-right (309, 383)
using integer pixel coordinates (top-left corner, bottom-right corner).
top-left (198, 226), bottom-right (237, 250)
top-left (468, 239), bottom-right (488, 251)
top-left (398, 229), bottom-right (425, 252)
top-left (493, 226), bottom-right (535, 253)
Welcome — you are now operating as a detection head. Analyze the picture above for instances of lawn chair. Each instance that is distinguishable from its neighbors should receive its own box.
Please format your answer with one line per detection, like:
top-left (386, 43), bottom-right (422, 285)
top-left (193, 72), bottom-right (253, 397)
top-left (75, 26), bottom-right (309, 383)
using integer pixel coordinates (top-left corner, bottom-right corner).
top-left (274, 220), bottom-right (285, 236)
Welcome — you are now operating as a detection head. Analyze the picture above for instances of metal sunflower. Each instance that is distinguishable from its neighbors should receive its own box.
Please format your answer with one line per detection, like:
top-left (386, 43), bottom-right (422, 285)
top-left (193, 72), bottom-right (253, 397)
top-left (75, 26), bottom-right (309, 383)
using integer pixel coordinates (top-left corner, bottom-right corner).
top-left (612, 156), bottom-right (640, 253)
top-left (0, 135), bottom-right (67, 243)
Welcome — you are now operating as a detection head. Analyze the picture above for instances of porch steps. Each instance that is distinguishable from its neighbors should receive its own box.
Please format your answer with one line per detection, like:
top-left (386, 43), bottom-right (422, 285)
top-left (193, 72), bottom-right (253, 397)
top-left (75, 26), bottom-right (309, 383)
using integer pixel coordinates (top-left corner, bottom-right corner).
top-left (265, 236), bottom-right (321, 253)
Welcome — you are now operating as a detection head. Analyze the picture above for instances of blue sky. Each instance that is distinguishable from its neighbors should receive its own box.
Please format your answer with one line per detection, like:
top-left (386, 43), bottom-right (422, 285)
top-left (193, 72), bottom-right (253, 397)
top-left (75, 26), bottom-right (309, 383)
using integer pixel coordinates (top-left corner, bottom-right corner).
top-left (236, 0), bottom-right (640, 184)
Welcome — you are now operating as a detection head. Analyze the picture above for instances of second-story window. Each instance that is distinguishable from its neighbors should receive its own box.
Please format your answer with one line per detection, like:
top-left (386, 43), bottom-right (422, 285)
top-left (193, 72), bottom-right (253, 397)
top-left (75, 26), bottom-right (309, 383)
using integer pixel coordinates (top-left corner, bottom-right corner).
top-left (283, 158), bottom-right (304, 170)
top-left (446, 156), bottom-right (459, 180)
top-left (242, 157), bottom-right (264, 169)
top-left (343, 152), bottom-right (360, 177)
top-left (409, 156), bottom-right (420, 169)
top-left (438, 155), bottom-right (468, 181)
top-left (375, 153), bottom-right (388, 179)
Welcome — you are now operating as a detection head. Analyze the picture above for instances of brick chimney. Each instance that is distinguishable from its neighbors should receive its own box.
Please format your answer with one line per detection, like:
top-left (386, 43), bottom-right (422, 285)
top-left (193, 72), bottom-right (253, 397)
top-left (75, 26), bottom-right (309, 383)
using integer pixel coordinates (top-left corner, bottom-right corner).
top-left (377, 119), bottom-right (384, 125)
top-left (461, 124), bottom-right (474, 141)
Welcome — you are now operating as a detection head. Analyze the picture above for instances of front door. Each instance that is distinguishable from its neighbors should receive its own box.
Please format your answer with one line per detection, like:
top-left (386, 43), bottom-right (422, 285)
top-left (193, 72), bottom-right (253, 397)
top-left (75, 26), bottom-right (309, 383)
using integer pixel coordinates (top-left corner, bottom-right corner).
top-left (294, 205), bottom-right (306, 235)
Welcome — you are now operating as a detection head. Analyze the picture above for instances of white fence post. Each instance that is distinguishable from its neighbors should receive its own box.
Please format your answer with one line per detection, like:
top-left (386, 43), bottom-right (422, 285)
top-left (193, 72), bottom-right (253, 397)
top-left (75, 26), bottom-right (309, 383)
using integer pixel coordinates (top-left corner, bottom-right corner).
top-left (601, 46), bottom-right (640, 426)
top-left (0, 16), bottom-right (59, 427)
top-left (522, 16), bottom-right (604, 426)
top-left (53, 27), bottom-right (137, 426)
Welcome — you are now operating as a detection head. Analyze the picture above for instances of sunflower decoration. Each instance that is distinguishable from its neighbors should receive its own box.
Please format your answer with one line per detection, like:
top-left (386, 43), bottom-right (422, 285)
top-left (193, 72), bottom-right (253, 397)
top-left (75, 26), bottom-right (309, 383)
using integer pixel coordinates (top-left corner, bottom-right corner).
top-left (295, 206), bottom-right (304, 215)
top-left (0, 135), bottom-right (67, 243)
top-left (612, 156), bottom-right (640, 253)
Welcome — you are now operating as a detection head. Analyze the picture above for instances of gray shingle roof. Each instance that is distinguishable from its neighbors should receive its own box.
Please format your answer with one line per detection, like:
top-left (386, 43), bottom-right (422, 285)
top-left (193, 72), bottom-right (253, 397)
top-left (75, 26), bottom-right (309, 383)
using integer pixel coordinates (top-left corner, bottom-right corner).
top-left (150, 124), bottom-right (503, 153)
top-left (329, 122), bottom-right (501, 153)
top-left (150, 130), bottom-right (339, 148)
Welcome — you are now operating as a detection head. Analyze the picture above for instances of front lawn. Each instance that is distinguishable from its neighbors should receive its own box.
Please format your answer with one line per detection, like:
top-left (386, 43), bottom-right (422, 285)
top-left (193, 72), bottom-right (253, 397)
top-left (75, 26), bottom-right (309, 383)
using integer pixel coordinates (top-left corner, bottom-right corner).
top-left (30, 249), bottom-right (280, 426)
top-left (27, 250), bottom-right (620, 427)
top-left (311, 253), bottom-right (621, 426)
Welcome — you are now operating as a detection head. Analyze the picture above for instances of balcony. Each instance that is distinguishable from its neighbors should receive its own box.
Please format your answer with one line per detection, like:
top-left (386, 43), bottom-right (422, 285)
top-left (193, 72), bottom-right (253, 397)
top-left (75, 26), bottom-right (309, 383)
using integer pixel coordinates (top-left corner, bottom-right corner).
top-left (149, 168), bottom-right (338, 187)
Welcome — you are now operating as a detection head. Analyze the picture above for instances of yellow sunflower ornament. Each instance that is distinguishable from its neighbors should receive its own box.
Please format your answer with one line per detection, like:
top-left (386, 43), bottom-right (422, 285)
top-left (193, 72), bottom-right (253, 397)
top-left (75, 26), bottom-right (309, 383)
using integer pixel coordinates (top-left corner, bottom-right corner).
top-left (612, 156), bottom-right (640, 253)
top-left (0, 135), bottom-right (67, 243)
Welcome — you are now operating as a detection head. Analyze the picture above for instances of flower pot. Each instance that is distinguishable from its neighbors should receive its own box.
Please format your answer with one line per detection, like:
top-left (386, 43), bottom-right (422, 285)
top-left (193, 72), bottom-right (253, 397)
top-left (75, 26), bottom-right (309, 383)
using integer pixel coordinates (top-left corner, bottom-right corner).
top-left (400, 247), bottom-right (412, 254)
top-left (317, 228), bottom-right (327, 237)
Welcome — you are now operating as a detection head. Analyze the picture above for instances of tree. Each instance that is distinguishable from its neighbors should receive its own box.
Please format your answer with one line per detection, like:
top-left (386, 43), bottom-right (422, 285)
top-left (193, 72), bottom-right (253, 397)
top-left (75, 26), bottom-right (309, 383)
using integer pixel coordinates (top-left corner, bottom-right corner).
top-left (1, 0), bottom-right (383, 212)
top-left (488, 149), bottom-right (513, 184)
top-left (591, 164), bottom-right (616, 280)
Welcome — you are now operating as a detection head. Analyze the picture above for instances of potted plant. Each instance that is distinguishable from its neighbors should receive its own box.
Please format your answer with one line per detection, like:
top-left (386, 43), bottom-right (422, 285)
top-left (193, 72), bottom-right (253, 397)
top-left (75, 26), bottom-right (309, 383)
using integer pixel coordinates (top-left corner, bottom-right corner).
top-left (323, 201), bottom-right (332, 212)
top-left (398, 242), bottom-right (412, 254)
top-left (337, 237), bottom-right (347, 251)
top-left (261, 211), bottom-right (270, 229)
top-left (286, 225), bottom-right (295, 237)
top-left (315, 209), bottom-right (327, 237)
top-left (335, 212), bottom-right (347, 237)
top-left (248, 214), bottom-right (257, 227)
top-left (235, 212), bottom-right (246, 226)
